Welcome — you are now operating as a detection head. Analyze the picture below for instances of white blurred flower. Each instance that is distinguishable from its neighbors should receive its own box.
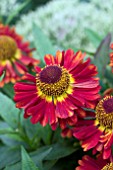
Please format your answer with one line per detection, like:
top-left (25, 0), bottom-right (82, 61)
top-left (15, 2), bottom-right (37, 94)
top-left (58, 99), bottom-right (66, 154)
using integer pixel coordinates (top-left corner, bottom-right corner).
top-left (15, 0), bottom-right (113, 51)
top-left (0, 0), bottom-right (20, 16)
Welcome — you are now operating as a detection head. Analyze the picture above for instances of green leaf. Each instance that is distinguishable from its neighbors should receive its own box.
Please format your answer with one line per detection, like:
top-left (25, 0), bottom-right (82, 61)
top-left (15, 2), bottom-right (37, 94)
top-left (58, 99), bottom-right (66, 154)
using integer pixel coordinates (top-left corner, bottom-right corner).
top-left (0, 71), bottom-right (5, 81)
top-left (0, 121), bottom-right (11, 130)
top-left (38, 124), bottom-right (52, 145)
top-left (23, 120), bottom-right (52, 146)
top-left (23, 119), bottom-right (41, 139)
top-left (31, 143), bottom-right (77, 161)
top-left (0, 129), bottom-right (15, 135)
top-left (0, 146), bottom-right (20, 169)
top-left (85, 28), bottom-right (102, 47)
top-left (94, 33), bottom-right (111, 78)
top-left (31, 146), bottom-right (52, 161)
top-left (43, 160), bottom-right (57, 170)
top-left (0, 92), bottom-right (19, 129)
top-left (5, 0), bottom-right (30, 24)
top-left (1, 83), bottom-right (14, 99)
top-left (30, 147), bottom-right (52, 169)
top-left (5, 147), bottom-right (52, 170)
top-left (21, 146), bottom-right (39, 170)
top-left (32, 23), bottom-right (56, 60)
top-left (5, 162), bottom-right (21, 170)
top-left (44, 143), bottom-right (77, 160)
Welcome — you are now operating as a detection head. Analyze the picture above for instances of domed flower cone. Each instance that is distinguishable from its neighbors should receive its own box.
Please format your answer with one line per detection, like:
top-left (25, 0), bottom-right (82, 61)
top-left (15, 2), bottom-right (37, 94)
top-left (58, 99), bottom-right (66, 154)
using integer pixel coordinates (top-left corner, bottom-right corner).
top-left (14, 49), bottom-right (100, 130)
top-left (76, 155), bottom-right (112, 170)
top-left (0, 24), bottom-right (39, 87)
top-left (73, 96), bottom-right (113, 159)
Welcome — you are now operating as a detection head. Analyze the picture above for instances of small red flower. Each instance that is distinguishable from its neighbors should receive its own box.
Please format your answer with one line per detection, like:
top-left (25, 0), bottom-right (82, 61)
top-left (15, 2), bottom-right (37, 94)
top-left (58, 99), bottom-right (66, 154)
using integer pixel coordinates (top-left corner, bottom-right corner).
top-left (76, 155), bottom-right (112, 170)
top-left (14, 49), bottom-right (100, 129)
top-left (73, 96), bottom-right (113, 159)
top-left (0, 24), bottom-right (39, 87)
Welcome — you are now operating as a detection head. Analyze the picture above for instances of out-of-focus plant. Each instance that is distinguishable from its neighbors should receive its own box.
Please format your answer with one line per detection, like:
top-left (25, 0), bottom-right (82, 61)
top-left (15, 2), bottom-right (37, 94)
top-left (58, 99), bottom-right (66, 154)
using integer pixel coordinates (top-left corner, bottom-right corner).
top-left (0, 0), bottom-right (21, 17)
top-left (16, 0), bottom-right (113, 53)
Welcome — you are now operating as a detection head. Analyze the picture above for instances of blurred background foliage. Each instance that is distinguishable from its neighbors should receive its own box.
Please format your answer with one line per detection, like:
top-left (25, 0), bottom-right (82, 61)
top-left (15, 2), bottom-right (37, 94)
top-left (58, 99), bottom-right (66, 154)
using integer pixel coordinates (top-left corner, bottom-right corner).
top-left (0, 0), bottom-right (113, 170)
top-left (0, 0), bottom-right (113, 53)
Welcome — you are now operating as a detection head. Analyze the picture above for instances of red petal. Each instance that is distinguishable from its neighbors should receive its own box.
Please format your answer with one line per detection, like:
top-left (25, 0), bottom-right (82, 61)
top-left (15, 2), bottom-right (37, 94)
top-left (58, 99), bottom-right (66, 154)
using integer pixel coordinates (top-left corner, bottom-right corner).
top-left (44, 54), bottom-right (55, 65)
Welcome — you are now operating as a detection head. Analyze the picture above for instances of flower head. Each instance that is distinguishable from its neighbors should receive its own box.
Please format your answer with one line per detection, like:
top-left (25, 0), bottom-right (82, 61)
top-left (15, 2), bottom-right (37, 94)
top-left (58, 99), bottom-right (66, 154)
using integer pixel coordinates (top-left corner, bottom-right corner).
top-left (14, 49), bottom-right (100, 129)
top-left (76, 155), bottom-right (112, 170)
top-left (0, 24), bottom-right (39, 87)
top-left (73, 96), bottom-right (113, 159)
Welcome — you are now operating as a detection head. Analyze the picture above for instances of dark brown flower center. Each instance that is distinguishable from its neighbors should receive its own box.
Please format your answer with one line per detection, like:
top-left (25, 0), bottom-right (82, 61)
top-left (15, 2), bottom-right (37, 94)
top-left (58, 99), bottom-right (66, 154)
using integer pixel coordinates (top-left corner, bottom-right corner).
top-left (36, 65), bottom-right (70, 97)
top-left (96, 96), bottom-right (113, 130)
top-left (103, 98), bottom-right (113, 113)
top-left (102, 163), bottom-right (113, 170)
top-left (39, 65), bottom-right (62, 84)
top-left (0, 35), bottom-right (17, 60)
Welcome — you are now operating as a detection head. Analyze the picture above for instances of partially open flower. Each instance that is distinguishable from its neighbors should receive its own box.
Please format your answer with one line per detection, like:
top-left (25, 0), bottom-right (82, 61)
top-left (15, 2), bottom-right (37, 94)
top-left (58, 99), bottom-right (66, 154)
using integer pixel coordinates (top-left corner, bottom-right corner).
top-left (73, 96), bottom-right (113, 159)
top-left (76, 155), bottom-right (112, 170)
top-left (0, 24), bottom-right (39, 87)
top-left (14, 49), bottom-right (100, 129)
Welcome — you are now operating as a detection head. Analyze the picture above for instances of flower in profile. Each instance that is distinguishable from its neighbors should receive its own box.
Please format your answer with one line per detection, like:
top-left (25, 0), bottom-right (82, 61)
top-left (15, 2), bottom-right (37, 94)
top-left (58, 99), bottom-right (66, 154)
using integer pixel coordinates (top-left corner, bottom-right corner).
top-left (0, 24), bottom-right (39, 87)
top-left (109, 43), bottom-right (113, 72)
top-left (76, 155), bottom-right (112, 170)
top-left (14, 49), bottom-right (100, 129)
top-left (73, 96), bottom-right (113, 159)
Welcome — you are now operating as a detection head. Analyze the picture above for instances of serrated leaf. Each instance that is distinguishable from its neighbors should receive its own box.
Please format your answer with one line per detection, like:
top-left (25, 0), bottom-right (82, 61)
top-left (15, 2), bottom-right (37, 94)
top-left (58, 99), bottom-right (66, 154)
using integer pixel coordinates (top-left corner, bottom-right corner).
top-left (94, 33), bottom-right (111, 77)
top-left (0, 92), bottom-right (19, 129)
top-left (21, 146), bottom-right (39, 170)
top-left (32, 23), bottom-right (55, 60)
top-left (85, 28), bottom-right (102, 47)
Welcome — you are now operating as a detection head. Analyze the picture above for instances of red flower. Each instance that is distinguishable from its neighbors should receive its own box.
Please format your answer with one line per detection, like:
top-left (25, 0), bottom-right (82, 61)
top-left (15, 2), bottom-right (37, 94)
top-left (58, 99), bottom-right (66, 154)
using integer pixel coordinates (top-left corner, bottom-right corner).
top-left (76, 155), bottom-right (112, 170)
top-left (109, 43), bottom-right (113, 73)
top-left (73, 96), bottom-right (113, 159)
top-left (14, 49), bottom-right (100, 130)
top-left (0, 24), bottom-right (39, 87)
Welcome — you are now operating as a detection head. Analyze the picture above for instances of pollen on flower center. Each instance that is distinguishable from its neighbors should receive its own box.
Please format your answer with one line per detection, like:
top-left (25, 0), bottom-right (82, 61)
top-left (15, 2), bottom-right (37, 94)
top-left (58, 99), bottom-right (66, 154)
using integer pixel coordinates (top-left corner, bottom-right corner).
top-left (102, 162), bottom-right (113, 170)
top-left (36, 65), bottom-right (70, 96)
top-left (96, 96), bottom-right (113, 130)
top-left (0, 35), bottom-right (17, 60)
